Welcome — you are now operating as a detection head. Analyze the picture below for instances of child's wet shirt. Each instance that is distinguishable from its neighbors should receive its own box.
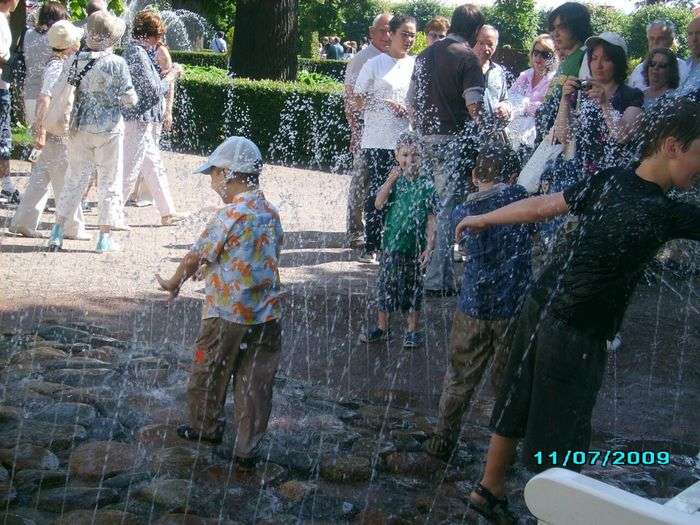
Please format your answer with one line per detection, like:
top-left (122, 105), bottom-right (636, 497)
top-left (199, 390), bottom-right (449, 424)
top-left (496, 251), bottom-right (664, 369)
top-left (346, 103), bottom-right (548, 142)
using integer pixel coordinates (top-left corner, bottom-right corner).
top-left (193, 189), bottom-right (284, 325)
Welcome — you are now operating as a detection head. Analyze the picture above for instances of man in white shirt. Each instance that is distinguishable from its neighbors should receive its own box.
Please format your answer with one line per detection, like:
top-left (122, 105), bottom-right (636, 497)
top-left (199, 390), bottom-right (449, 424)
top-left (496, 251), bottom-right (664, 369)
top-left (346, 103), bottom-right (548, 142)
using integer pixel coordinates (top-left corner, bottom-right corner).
top-left (628, 19), bottom-right (689, 90)
top-left (0, 0), bottom-right (18, 204)
top-left (678, 16), bottom-right (700, 94)
top-left (343, 12), bottom-right (391, 250)
top-left (210, 31), bottom-right (227, 53)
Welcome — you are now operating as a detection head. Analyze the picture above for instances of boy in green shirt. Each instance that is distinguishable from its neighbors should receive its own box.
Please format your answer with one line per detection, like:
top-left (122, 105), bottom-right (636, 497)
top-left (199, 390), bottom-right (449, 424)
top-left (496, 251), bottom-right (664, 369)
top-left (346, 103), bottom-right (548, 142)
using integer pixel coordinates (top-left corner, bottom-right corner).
top-left (360, 132), bottom-right (438, 348)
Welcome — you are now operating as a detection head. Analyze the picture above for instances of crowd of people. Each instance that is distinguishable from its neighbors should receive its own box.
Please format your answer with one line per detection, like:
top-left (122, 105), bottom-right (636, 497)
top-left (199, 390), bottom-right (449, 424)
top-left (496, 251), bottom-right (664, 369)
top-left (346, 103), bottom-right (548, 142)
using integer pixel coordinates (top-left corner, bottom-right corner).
top-left (338, 2), bottom-right (699, 522)
top-left (0, 0), bottom-right (187, 251)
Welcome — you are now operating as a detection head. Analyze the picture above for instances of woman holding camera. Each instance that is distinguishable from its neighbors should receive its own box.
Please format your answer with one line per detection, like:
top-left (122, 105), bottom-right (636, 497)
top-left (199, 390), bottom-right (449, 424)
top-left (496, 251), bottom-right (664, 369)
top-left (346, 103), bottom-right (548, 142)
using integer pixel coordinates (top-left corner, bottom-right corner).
top-left (551, 32), bottom-right (643, 182)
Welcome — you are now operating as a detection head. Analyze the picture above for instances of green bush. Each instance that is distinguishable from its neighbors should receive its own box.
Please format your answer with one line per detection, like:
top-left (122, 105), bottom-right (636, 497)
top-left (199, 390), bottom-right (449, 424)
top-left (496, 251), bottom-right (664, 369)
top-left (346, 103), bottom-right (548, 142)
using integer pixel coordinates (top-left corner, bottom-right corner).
top-left (625, 5), bottom-right (693, 60)
top-left (169, 50), bottom-right (228, 69)
top-left (298, 58), bottom-right (347, 81)
top-left (172, 66), bottom-right (349, 169)
top-left (489, 0), bottom-right (539, 53)
top-left (588, 4), bottom-right (629, 39)
top-left (392, 0), bottom-right (452, 30)
top-left (412, 32), bottom-right (428, 56)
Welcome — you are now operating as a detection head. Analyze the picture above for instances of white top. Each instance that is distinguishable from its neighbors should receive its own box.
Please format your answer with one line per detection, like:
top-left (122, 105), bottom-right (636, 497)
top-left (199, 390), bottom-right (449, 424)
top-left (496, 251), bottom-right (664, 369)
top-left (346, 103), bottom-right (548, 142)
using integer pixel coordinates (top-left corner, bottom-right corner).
top-left (355, 53), bottom-right (415, 150)
top-left (627, 59), bottom-right (689, 90)
top-left (344, 42), bottom-right (382, 88)
top-left (0, 13), bottom-right (12, 90)
top-left (39, 57), bottom-right (64, 97)
top-left (23, 29), bottom-right (53, 100)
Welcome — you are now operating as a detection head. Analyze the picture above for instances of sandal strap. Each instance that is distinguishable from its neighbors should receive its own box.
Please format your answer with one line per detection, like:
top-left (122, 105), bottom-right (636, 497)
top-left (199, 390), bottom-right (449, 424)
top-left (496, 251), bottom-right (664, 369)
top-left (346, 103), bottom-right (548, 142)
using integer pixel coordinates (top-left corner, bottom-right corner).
top-left (474, 483), bottom-right (508, 509)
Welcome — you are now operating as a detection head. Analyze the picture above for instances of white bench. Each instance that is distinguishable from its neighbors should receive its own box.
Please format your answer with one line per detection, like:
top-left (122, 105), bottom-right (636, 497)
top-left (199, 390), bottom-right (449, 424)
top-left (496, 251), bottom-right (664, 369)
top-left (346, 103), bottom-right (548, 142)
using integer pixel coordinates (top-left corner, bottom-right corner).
top-left (524, 467), bottom-right (700, 525)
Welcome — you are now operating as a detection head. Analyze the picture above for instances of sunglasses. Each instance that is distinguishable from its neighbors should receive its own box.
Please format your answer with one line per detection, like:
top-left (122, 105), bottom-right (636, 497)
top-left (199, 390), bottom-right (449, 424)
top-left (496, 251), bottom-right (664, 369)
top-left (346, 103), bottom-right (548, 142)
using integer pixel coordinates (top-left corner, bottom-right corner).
top-left (532, 49), bottom-right (553, 60)
top-left (428, 31), bottom-right (446, 40)
top-left (649, 61), bottom-right (669, 69)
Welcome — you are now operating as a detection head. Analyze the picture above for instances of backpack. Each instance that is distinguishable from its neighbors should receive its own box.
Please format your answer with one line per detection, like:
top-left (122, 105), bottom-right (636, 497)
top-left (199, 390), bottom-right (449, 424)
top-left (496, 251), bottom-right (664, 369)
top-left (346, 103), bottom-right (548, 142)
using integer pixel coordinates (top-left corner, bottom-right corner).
top-left (45, 55), bottom-right (99, 137)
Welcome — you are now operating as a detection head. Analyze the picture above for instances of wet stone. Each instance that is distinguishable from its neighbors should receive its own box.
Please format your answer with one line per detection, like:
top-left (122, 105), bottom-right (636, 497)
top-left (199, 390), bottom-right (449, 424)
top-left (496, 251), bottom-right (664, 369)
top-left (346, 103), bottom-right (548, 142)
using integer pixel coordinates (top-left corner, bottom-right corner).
top-left (30, 402), bottom-right (97, 428)
top-left (199, 462), bottom-right (286, 488)
top-left (350, 437), bottom-right (396, 459)
top-left (52, 509), bottom-right (142, 525)
top-left (0, 482), bottom-right (17, 504)
top-left (8, 346), bottom-right (67, 365)
top-left (289, 493), bottom-right (359, 521)
top-left (135, 478), bottom-right (197, 512)
top-left (389, 431), bottom-right (423, 452)
top-left (320, 455), bottom-right (372, 483)
top-left (68, 441), bottom-right (140, 480)
top-left (278, 480), bottom-right (317, 501)
top-left (88, 417), bottom-right (130, 441)
top-left (12, 469), bottom-right (67, 493)
top-left (152, 447), bottom-right (209, 479)
top-left (118, 410), bottom-right (153, 430)
top-left (41, 357), bottom-right (113, 371)
top-left (24, 381), bottom-right (71, 396)
top-left (0, 464), bottom-right (7, 482)
top-left (154, 514), bottom-right (238, 525)
top-left (36, 326), bottom-right (92, 345)
top-left (43, 368), bottom-right (115, 388)
top-left (384, 452), bottom-right (447, 478)
top-left (0, 513), bottom-right (38, 525)
top-left (0, 406), bottom-right (20, 423)
top-left (137, 424), bottom-right (194, 449)
top-left (0, 421), bottom-right (87, 450)
top-left (102, 470), bottom-right (152, 490)
top-left (0, 444), bottom-right (60, 471)
top-left (34, 486), bottom-right (121, 512)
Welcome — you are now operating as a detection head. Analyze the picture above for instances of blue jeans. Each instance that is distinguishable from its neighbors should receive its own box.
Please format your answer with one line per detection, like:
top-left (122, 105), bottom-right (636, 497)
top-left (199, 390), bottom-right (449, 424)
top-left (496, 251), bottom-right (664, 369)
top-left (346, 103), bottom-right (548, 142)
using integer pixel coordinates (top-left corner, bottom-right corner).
top-left (0, 89), bottom-right (12, 160)
top-left (363, 148), bottom-right (395, 253)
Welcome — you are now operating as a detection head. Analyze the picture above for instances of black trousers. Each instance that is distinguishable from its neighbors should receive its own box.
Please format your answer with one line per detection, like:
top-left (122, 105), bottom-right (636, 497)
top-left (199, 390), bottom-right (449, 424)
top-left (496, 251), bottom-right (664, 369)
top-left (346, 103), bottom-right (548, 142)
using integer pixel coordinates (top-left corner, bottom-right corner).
top-left (363, 148), bottom-right (395, 253)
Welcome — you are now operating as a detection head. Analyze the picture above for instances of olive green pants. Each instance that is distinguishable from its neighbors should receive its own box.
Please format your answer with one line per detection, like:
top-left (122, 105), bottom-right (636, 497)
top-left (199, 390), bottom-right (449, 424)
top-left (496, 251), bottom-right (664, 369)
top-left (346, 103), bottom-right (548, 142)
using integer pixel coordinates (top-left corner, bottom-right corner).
top-left (436, 310), bottom-right (511, 444)
top-left (186, 317), bottom-right (281, 458)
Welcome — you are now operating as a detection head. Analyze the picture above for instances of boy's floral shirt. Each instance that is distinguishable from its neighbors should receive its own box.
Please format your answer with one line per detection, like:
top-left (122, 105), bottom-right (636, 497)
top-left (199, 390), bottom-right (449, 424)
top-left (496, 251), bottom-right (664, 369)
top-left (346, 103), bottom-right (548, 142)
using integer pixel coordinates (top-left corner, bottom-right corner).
top-left (192, 190), bottom-right (283, 325)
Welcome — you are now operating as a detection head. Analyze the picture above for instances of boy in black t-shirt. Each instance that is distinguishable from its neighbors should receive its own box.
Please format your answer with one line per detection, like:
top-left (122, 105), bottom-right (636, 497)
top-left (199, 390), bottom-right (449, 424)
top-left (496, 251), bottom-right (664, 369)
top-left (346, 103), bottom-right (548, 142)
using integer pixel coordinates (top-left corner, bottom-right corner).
top-left (455, 99), bottom-right (700, 524)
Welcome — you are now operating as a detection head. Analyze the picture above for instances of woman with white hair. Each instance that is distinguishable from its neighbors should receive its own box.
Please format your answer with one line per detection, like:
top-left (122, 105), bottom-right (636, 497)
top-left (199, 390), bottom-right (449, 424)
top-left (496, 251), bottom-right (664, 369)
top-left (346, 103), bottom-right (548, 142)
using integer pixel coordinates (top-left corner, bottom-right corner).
top-left (9, 20), bottom-right (87, 239)
top-left (48, 10), bottom-right (138, 253)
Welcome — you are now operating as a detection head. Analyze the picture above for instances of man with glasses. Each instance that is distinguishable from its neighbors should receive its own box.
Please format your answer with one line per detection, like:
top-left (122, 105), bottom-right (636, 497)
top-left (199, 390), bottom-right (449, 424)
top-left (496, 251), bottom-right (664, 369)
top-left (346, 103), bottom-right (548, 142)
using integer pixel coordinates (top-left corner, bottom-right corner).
top-left (343, 13), bottom-right (392, 251)
top-left (474, 25), bottom-right (511, 127)
top-left (679, 16), bottom-right (700, 94)
top-left (628, 19), bottom-right (688, 90)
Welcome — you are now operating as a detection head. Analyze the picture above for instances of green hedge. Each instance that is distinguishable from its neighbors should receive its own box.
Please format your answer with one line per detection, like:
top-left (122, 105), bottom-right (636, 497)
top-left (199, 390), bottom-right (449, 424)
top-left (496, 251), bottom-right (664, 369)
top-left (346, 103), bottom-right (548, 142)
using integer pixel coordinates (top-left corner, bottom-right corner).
top-left (160, 51), bottom-right (348, 82)
top-left (172, 66), bottom-right (349, 169)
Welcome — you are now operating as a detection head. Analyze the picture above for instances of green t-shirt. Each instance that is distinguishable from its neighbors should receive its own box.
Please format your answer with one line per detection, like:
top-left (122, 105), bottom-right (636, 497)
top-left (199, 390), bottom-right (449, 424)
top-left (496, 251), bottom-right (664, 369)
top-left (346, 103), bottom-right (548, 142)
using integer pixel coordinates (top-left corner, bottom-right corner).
top-left (381, 174), bottom-right (439, 255)
top-left (545, 46), bottom-right (586, 101)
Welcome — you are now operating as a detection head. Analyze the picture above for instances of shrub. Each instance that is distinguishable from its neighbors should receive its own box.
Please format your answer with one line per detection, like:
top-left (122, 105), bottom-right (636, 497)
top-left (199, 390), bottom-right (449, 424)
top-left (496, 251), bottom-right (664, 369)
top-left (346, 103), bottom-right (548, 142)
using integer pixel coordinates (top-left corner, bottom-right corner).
top-left (169, 50), bottom-right (228, 69)
top-left (392, 0), bottom-right (452, 30)
top-left (172, 66), bottom-right (349, 169)
top-left (411, 31), bottom-right (428, 56)
top-left (298, 58), bottom-right (347, 81)
top-left (625, 5), bottom-right (693, 60)
top-left (489, 0), bottom-right (539, 53)
top-left (588, 4), bottom-right (628, 39)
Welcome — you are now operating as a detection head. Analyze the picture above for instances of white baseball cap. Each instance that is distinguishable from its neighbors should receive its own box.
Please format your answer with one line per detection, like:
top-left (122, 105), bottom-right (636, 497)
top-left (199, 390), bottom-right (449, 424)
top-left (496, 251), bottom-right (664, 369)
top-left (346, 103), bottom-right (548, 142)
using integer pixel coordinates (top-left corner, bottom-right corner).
top-left (193, 136), bottom-right (263, 176)
top-left (47, 20), bottom-right (83, 51)
top-left (585, 32), bottom-right (628, 55)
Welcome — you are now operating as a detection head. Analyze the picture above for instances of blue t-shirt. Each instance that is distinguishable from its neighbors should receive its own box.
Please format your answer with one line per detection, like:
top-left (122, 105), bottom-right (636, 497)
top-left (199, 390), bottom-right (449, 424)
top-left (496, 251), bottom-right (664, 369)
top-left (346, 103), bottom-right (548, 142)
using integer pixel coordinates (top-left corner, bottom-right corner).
top-left (453, 184), bottom-right (533, 320)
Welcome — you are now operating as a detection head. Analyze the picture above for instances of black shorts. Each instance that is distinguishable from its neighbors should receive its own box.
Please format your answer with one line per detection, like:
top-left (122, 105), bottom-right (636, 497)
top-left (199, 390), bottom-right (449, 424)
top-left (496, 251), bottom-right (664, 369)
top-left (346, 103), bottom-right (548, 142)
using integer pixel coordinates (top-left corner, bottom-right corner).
top-left (377, 251), bottom-right (424, 313)
top-left (489, 296), bottom-right (607, 473)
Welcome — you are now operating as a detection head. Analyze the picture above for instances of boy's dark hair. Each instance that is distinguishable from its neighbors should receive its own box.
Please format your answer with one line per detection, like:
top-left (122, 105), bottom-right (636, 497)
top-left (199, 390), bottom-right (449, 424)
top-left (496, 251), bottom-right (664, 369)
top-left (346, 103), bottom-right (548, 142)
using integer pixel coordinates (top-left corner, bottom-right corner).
top-left (450, 4), bottom-right (484, 44)
top-left (587, 40), bottom-right (627, 85)
top-left (473, 143), bottom-right (507, 183)
top-left (638, 98), bottom-right (700, 160)
top-left (548, 2), bottom-right (592, 46)
top-left (229, 171), bottom-right (260, 186)
top-left (642, 48), bottom-right (680, 89)
top-left (389, 14), bottom-right (417, 33)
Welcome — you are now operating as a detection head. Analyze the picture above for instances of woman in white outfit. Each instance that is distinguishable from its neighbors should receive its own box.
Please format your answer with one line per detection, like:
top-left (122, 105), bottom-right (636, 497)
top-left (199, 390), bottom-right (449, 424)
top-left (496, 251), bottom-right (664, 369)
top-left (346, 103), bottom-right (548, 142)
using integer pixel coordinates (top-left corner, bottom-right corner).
top-left (9, 20), bottom-right (87, 239)
top-left (122, 9), bottom-right (184, 226)
top-left (22, 1), bottom-right (67, 126)
top-left (48, 10), bottom-right (137, 253)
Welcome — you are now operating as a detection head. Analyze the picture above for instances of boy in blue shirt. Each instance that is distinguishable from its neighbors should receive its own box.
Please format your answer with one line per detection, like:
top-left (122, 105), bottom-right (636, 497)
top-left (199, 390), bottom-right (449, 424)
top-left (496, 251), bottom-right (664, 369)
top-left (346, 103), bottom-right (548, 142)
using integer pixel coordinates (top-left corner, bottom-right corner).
top-left (424, 143), bottom-right (533, 459)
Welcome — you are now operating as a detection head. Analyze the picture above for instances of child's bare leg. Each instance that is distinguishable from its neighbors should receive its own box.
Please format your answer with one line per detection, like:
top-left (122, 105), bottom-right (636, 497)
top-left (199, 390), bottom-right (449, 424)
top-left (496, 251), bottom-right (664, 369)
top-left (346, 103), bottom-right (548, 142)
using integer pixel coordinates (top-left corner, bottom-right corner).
top-left (471, 433), bottom-right (518, 501)
top-left (378, 311), bottom-right (389, 331)
top-left (407, 310), bottom-right (420, 332)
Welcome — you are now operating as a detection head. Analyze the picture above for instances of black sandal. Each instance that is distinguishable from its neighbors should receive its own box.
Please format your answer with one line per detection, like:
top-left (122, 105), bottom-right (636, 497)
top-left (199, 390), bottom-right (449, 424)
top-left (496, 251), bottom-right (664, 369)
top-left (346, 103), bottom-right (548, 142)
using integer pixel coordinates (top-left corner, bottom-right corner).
top-left (464, 483), bottom-right (517, 525)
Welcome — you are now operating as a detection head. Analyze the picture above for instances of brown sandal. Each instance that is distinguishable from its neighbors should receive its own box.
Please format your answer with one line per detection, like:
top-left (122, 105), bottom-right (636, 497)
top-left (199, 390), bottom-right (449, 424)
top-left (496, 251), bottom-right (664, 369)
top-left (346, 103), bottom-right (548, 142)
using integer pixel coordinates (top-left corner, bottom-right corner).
top-left (464, 483), bottom-right (517, 524)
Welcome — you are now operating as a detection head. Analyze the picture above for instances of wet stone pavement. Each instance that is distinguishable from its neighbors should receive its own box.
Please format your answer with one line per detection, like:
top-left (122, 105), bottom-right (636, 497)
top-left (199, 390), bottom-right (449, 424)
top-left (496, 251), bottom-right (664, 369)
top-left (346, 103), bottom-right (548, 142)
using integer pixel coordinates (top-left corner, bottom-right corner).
top-left (0, 322), bottom-right (698, 524)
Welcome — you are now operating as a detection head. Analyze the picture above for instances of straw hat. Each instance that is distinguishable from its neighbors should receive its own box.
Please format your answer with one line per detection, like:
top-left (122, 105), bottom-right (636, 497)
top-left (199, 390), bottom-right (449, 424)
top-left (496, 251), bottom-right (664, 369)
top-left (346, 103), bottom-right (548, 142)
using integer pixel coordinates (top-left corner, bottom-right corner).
top-left (85, 10), bottom-right (126, 51)
top-left (47, 20), bottom-right (84, 51)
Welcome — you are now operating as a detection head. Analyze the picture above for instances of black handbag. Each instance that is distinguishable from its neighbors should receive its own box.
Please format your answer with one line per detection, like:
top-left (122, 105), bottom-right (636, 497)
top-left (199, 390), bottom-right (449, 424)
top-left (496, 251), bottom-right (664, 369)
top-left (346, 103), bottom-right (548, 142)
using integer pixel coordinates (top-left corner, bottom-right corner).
top-left (1, 26), bottom-right (26, 85)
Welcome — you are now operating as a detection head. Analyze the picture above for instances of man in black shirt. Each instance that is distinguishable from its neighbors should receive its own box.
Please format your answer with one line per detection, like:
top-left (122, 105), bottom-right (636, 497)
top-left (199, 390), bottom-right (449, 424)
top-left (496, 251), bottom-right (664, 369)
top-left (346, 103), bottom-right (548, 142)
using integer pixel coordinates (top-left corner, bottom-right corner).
top-left (454, 99), bottom-right (700, 523)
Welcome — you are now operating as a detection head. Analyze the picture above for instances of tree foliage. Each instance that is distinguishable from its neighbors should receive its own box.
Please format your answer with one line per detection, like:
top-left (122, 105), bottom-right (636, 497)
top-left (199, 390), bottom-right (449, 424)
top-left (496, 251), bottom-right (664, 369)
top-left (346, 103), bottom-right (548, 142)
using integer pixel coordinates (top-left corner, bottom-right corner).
top-left (588, 4), bottom-right (629, 37)
top-left (487, 0), bottom-right (539, 52)
top-left (67, 0), bottom-right (124, 20)
top-left (391, 0), bottom-right (452, 31)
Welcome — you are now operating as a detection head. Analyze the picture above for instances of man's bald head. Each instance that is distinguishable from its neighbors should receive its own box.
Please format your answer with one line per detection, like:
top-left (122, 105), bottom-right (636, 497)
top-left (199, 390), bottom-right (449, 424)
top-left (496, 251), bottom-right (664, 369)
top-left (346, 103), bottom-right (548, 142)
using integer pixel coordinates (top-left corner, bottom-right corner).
top-left (86, 0), bottom-right (107, 16)
top-left (369, 13), bottom-right (392, 51)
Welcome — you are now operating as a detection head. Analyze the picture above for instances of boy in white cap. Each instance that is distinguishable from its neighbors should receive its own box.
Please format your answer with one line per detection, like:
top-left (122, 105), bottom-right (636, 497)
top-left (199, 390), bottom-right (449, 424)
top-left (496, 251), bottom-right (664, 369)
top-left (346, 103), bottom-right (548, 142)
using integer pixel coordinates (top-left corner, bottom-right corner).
top-left (10, 20), bottom-right (87, 239)
top-left (48, 9), bottom-right (137, 253)
top-left (156, 136), bottom-right (284, 472)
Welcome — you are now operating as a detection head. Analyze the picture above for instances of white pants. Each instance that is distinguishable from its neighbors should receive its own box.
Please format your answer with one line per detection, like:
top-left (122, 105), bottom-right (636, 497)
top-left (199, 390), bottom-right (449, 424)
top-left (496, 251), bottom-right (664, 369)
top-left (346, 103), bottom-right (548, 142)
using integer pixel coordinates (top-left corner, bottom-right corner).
top-left (123, 121), bottom-right (175, 217)
top-left (11, 134), bottom-right (86, 236)
top-left (57, 129), bottom-right (125, 228)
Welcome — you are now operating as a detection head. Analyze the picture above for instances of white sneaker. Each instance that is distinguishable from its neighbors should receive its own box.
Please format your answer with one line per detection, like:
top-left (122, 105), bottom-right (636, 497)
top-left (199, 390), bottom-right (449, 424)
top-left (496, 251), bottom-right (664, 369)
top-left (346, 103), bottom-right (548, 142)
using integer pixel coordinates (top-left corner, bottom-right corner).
top-left (357, 251), bottom-right (377, 264)
top-left (7, 225), bottom-right (47, 238)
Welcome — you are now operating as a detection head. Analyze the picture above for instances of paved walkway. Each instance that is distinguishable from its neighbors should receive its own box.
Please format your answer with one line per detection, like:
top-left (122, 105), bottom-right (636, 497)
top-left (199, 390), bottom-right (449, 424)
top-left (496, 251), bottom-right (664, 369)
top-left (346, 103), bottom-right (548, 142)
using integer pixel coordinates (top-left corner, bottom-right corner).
top-left (0, 151), bottom-right (698, 450)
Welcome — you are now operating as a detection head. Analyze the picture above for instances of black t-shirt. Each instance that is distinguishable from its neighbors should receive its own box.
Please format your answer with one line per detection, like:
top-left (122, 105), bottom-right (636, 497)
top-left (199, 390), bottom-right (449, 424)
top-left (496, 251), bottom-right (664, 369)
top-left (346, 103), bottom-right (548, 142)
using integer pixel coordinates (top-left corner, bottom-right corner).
top-left (533, 167), bottom-right (700, 339)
